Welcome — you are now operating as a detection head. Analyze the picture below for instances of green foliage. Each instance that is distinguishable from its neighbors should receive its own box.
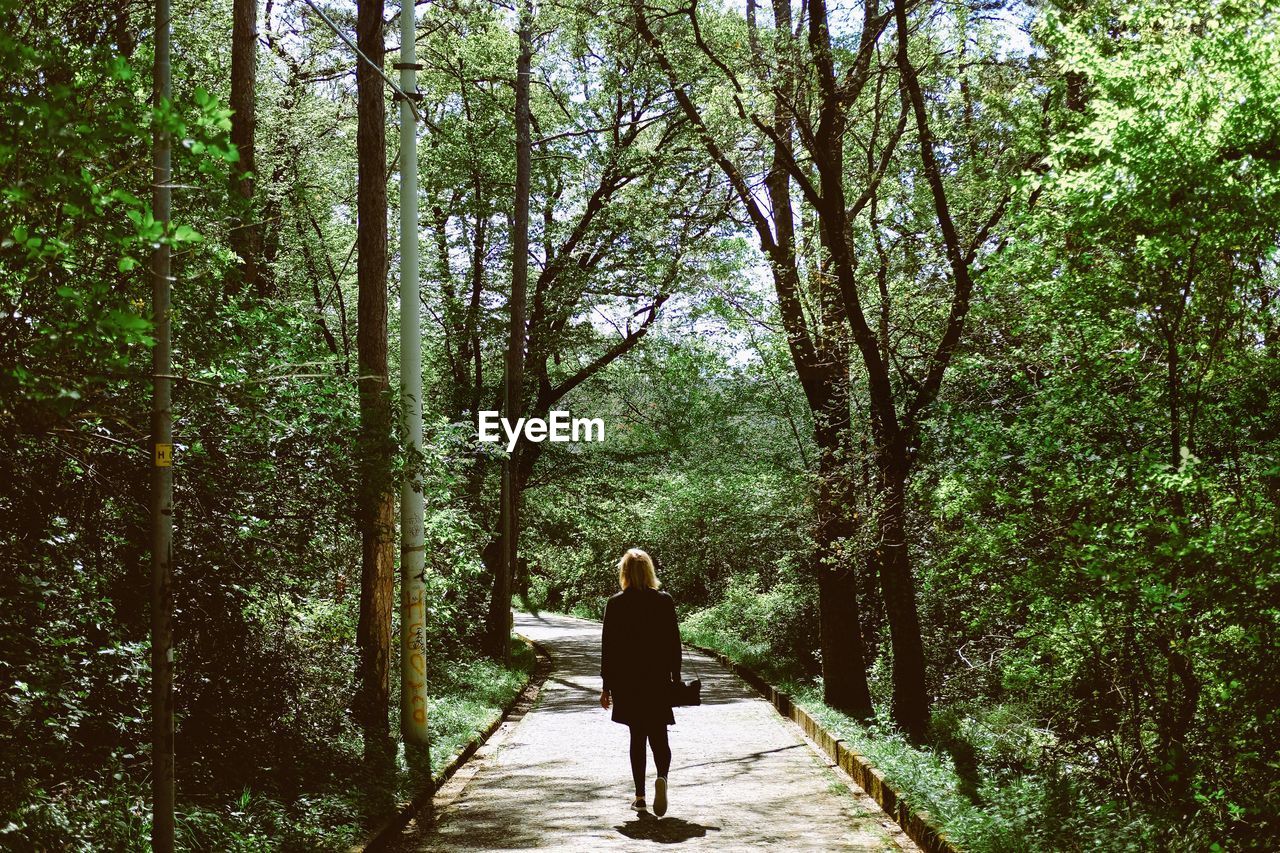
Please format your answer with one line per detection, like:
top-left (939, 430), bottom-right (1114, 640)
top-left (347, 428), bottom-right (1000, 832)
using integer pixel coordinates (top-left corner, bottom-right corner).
top-left (0, 10), bottom-right (230, 421)
top-left (899, 0), bottom-right (1280, 844)
top-left (791, 690), bottom-right (1223, 852)
top-left (4, 629), bottom-right (533, 851)
top-left (681, 572), bottom-right (818, 683)
top-left (424, 645), bottom-right (534, 778)
top-left (520, 330), bottom-right (813, 621)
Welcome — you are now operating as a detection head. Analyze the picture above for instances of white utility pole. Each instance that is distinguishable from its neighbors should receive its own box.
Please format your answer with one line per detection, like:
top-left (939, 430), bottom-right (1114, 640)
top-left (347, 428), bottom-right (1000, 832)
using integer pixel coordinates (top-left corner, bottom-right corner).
top-left (397, 0), bottom-right (430, 753)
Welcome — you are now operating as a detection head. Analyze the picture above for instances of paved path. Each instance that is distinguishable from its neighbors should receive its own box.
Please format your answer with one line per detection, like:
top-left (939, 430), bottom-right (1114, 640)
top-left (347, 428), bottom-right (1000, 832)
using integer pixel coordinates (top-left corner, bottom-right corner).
top-left (391, 611), bottom-right (913, 851)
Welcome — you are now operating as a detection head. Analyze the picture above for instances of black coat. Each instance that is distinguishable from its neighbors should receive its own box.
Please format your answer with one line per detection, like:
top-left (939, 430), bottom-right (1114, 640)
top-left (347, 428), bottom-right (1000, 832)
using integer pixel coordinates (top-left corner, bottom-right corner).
top-left (600, 587), bottom-right (681, 727)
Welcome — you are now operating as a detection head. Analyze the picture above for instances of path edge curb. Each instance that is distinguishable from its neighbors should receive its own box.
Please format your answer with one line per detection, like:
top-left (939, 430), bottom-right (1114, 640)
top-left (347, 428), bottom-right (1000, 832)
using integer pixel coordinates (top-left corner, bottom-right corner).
top-left (353, 633), bottom-right (554, 852)
top-left (685, 641), bottom-right (961, 853)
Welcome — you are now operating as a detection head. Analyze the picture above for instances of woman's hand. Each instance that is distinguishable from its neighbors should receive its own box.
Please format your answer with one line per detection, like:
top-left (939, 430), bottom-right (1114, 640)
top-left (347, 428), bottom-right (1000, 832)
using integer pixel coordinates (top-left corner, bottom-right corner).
top-left (599, 690), bottom-right (611, 709)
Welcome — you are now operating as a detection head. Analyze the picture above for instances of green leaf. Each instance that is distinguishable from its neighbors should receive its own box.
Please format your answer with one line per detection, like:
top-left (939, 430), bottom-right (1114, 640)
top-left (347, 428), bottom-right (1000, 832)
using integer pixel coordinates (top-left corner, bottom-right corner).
top-left (110, 189), bottom-right (144, 208)
top-left (172, 225), bottom-right (202, 244)
top-left (107, 55), bottom-right (133, 81)
top-left (104, 309), bottom-right (150, 332)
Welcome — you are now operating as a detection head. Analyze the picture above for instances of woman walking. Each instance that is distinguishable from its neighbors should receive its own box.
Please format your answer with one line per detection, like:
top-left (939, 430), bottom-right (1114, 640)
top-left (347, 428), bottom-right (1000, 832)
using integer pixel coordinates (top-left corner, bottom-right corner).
top-left (599, 548), bottom-right (682, 816)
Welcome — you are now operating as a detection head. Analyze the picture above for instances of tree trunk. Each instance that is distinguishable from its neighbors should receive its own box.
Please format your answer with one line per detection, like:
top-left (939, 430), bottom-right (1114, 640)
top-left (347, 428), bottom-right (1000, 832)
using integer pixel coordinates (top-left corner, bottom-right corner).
top-left (875, 437), bottom-right (929, 739)
top-left (229, 0), bottom-right (261, 295)
top-left (769, 0), bottom-right (872, 716)
top-left (485, 0), bottom-right (532, 661)
top-left (813, 385), bottom-right (873, 718)
top-left (807, 87), bottom-right (929, 737)
top-left (353, 0), bottom-right (395, 764)
top-left (857, 437), bottom-right (884, 662)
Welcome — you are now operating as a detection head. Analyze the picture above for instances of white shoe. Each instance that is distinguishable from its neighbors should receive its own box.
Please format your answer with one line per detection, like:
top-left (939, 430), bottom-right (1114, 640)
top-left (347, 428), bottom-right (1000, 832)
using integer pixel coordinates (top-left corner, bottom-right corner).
top-left (653, 777), bottom-right (668, 816)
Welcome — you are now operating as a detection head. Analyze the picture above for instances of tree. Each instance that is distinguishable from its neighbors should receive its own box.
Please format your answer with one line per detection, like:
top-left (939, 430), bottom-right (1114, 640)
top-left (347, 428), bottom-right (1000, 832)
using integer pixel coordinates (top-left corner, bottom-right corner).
top-left (631, 0), bottom-right (878, 718)
top-left (413, 2), bottom-right (731, 653)
top-left (632, 0), bottom-right (1025, 738)
top-left (1039, 0), bottom-right (1280, 805)
top-left (228, 0), bottom-right (260, 295)
top-left (485, 0), bottom-right (534, 662)
top-left (352, 0), bottom-right (396, 764)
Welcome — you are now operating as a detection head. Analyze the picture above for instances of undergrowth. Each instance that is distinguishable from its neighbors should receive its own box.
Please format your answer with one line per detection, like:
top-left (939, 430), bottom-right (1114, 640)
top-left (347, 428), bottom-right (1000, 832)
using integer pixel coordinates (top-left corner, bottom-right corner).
top-left (2, 642), bottom-right (534, 852)
top-left (683, 595), bottom-right (1222, 852)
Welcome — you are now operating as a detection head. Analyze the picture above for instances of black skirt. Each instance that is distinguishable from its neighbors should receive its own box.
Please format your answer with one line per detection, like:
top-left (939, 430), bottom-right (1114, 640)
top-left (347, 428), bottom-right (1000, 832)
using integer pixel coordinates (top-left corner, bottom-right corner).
top-left (610, 681), bottom-right (675, 727)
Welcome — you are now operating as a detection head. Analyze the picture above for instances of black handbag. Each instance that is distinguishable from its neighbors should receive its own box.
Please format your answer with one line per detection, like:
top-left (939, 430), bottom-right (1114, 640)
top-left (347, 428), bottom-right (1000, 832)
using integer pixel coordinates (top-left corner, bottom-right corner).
top-left (670, 676), bottom-right (701, 706)
top-left (670, 655), bottom-right (702, 706)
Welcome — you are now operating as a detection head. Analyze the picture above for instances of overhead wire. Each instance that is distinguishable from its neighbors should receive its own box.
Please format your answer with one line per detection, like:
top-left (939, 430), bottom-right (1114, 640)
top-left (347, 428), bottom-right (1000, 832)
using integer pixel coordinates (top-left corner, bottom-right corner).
top-left (297, 0), bottom-right (423, 121)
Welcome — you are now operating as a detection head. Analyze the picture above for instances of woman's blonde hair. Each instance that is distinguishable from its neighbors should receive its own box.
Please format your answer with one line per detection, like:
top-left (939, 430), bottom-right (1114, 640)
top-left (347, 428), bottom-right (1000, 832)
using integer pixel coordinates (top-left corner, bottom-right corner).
top-left (617, 548), bottom-right (660, 590)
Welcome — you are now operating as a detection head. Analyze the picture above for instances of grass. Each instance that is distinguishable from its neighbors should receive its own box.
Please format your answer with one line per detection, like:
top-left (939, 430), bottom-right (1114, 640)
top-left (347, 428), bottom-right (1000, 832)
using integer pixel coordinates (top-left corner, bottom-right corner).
top-left (680, 613), bottom-right (808, 689)
top-left (421, 642), bottom-right (535, 781)
top-left (789, 684), bottom-right (1008, 849)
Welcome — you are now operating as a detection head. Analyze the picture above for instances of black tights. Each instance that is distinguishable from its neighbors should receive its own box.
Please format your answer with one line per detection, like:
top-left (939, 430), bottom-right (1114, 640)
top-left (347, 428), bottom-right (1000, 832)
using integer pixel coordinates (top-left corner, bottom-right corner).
top-left (628, 723), bottom-right (671, 797)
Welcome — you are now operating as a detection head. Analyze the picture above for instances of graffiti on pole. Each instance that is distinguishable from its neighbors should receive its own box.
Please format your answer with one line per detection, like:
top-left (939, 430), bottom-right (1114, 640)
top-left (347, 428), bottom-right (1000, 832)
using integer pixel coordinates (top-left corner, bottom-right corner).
top-left (402, 564), bottom-right (430, 734)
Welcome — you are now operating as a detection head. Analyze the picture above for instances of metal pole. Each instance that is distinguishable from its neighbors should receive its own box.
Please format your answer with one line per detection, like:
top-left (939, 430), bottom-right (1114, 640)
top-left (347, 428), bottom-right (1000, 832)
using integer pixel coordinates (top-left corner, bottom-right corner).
top-left (150, 0), bottom-right (176, 845)
top-left (397, 0), bottom-right (430, 752)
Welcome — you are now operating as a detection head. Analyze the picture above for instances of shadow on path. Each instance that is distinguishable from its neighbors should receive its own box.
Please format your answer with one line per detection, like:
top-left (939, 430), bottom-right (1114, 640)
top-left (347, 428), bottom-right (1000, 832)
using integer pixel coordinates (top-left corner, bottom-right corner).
top-left (615, 813), bottom-right (723, 844)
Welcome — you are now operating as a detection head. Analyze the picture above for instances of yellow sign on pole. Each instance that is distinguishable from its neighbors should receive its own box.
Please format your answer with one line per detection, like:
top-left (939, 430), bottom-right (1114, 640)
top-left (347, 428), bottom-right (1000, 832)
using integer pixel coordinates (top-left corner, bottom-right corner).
top-left (154, 444), bottom-right (173, 467)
